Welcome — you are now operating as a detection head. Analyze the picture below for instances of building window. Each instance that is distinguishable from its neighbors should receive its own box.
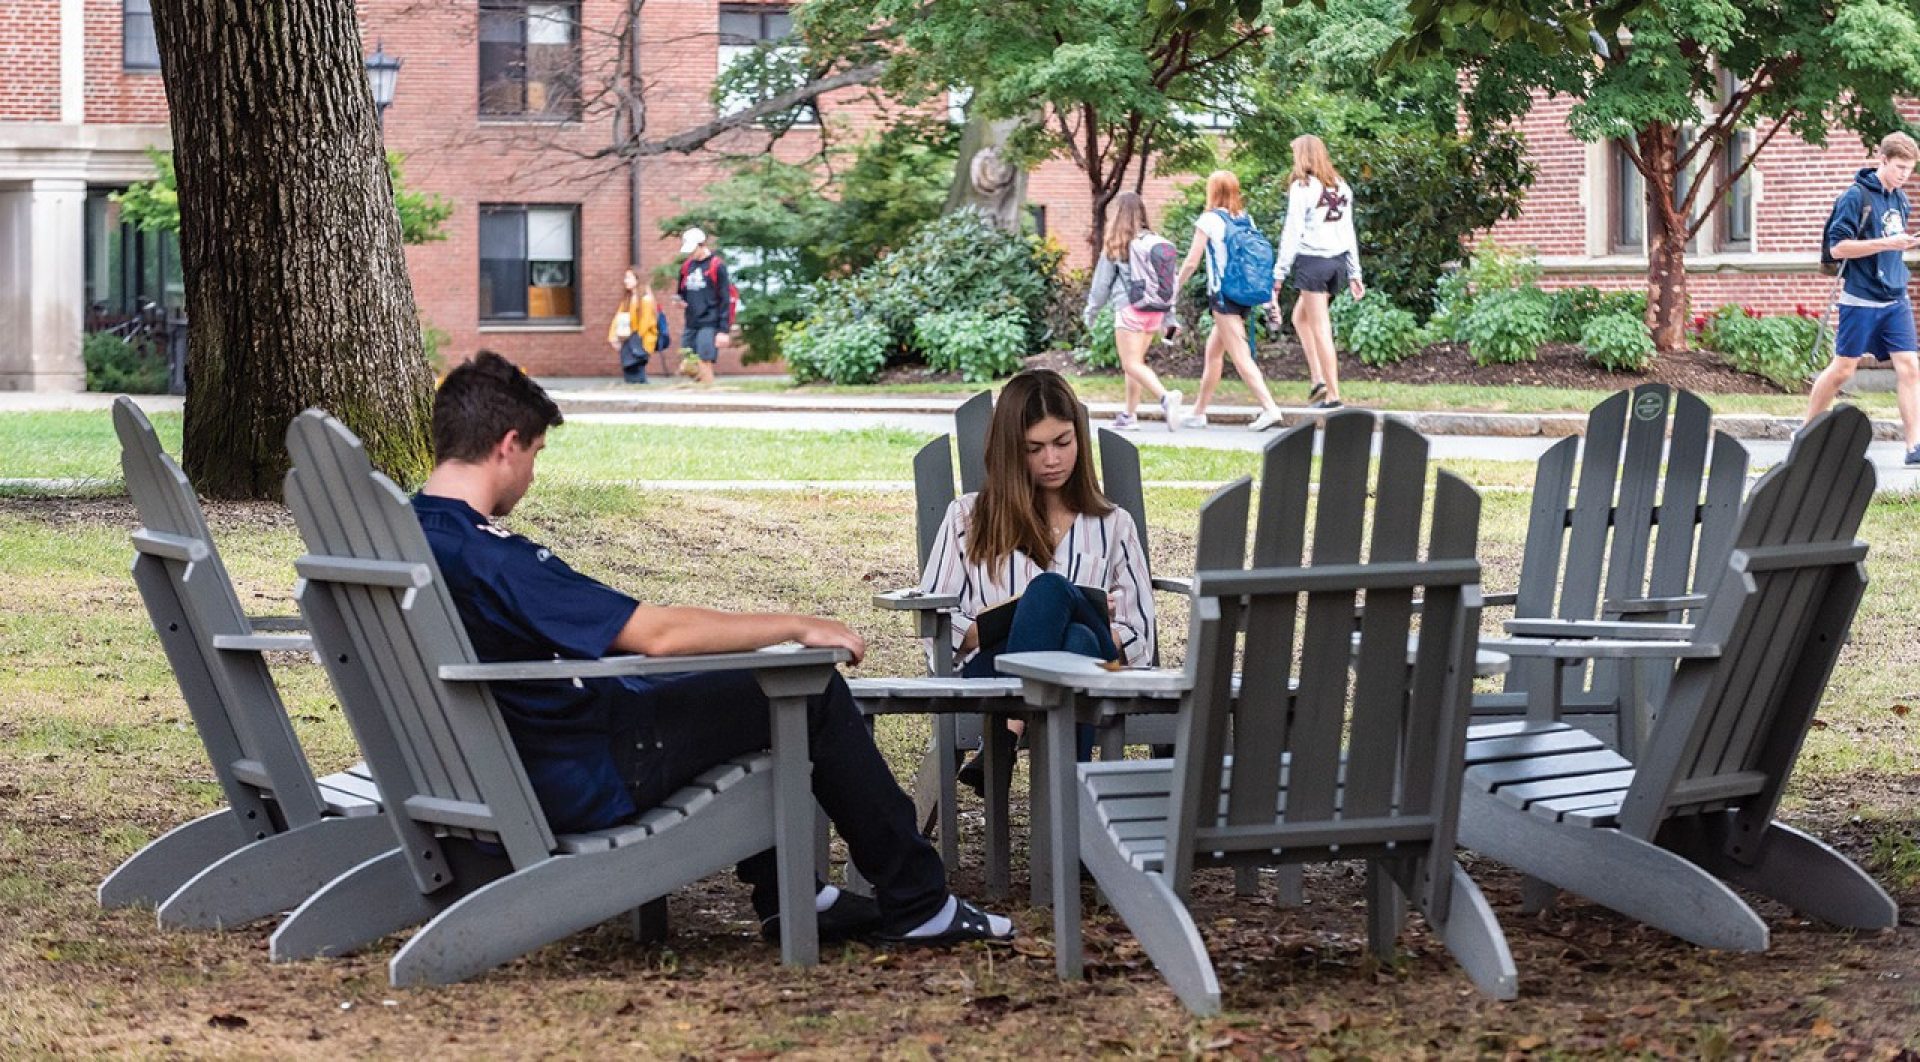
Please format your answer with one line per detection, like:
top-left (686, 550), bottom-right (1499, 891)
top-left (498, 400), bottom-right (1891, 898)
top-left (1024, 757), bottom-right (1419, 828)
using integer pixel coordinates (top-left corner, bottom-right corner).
top-left (717, 4), bottom-right (815, 125)
top-left (123, 0), bottom-right (160, 71)
top-left (479, 205), bottom-right (578, 323)
top-left (479, 1), bottom-right (580, 120)
top-left (1611, 141), bottom-right (1645, 254)
top-left (1720, 129), bottom-right (1755, 251)
top-left (84, 190), bottom-right (183, 322)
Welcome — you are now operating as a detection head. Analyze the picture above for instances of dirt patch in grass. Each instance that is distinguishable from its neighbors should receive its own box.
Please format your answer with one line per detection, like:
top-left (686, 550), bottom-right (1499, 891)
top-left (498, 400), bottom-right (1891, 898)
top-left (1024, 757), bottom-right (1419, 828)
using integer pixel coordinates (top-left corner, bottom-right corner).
top-left (5, 494), bottom-right (1919, 1057)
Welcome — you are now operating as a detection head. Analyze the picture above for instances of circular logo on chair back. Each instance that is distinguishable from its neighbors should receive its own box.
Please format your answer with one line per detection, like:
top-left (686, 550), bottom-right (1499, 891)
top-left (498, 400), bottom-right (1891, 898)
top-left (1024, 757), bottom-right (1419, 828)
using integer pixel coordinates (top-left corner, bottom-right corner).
top-left (1634, 392), bottom-right (1667, 421)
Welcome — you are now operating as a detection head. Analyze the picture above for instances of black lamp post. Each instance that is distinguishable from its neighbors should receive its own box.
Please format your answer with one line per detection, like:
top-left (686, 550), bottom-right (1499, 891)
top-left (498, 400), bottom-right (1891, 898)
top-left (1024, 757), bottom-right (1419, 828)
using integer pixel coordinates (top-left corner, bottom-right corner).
top-left (365, 42), bottom-right (401, 131)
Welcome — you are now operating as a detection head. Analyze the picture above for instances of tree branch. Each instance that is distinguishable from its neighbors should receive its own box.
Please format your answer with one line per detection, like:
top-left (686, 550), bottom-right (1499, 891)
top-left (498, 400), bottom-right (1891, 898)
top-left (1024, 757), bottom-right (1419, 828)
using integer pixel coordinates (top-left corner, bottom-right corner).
top-left (606, 62), bottom-right (887, 159)
top-left (1683, 113), bottom-right (1792, 241)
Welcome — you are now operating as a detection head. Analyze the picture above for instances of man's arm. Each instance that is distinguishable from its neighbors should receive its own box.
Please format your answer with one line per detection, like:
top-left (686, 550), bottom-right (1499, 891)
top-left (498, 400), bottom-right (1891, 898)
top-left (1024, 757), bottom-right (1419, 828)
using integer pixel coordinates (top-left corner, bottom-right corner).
top-left (1831, 233), bottom-right (1920, 259)
top-left (611, 603), bottom-right (865, 664)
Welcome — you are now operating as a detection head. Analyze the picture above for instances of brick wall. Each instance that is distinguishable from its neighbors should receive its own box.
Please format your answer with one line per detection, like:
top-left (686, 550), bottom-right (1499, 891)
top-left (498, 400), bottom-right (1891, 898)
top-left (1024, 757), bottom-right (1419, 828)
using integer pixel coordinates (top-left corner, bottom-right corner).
top-left (84, 0), bottom-right (168, 124)
top-left (0, 0), bottom-right (63, 121)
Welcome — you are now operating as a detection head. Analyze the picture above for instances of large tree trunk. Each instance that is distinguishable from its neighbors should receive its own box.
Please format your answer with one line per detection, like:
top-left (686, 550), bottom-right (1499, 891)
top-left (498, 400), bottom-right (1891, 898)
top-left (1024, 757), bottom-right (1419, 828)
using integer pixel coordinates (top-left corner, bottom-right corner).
top-left (1639, 124), bottom-right (1692, 354)
top-left (944, 115), bottom-right (1027, 231)
top-left (152, 0), bottom-right (433, 499)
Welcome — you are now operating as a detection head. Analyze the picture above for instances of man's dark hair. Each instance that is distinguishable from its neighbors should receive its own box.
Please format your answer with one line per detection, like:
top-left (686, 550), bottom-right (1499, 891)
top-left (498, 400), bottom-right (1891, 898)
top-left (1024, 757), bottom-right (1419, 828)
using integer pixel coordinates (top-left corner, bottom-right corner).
top-left (432, 350), bottom-right (564, 463)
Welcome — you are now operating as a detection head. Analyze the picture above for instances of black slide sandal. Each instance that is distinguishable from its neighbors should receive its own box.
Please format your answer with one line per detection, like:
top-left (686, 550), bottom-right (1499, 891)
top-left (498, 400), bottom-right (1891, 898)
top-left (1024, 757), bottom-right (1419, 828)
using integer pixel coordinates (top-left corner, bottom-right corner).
top-left (876, 899), bottom-right (1013, 946)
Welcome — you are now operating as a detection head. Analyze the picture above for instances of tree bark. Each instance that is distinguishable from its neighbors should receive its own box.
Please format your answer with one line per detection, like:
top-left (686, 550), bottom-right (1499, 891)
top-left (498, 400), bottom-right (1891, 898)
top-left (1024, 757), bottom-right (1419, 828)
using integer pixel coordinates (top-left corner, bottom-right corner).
top-left (943, 114), bottom-right (1027, 231)
top-left (1638, 124), bottom-right (1692, 354)
top-left (152, 0), bottom-right (434, 499)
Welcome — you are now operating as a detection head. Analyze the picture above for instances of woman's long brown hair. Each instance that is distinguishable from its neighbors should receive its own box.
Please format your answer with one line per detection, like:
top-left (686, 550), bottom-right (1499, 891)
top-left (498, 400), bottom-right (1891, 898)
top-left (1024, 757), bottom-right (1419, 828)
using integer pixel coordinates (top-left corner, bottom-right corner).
top-left (966, 369), bottom-right (1113, 572)
top-left (1289, 135), bottom-right (1342, 189)
top-left (618, 264), bottom-right (643, 311)
top-left (1103, 192), bottom-right (1151, 262)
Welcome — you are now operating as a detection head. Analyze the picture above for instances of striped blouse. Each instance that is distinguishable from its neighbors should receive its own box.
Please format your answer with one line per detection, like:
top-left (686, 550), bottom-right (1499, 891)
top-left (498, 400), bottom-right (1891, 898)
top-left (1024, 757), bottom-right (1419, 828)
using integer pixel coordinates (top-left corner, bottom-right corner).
top-left (918, 492), bottom-right (1156, 671)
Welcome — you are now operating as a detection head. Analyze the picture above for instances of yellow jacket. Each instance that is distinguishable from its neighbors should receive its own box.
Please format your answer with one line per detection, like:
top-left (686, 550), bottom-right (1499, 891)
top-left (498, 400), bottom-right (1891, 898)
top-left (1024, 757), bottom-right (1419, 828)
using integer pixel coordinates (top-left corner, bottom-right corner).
top-left (609, 290), bottom-right (660, 350)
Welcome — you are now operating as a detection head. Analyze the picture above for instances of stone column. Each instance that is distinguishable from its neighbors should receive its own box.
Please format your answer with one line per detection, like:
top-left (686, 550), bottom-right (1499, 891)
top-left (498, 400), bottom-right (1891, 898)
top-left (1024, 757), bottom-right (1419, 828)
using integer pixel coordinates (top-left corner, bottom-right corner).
top-left (0, 179), bottom-right (87, 392)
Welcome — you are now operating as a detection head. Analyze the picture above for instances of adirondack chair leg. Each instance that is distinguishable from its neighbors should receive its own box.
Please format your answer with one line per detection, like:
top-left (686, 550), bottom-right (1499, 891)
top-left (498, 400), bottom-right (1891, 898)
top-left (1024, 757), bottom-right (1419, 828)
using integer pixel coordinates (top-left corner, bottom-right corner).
top-left (1458, 786), bottom-right (1768, 951)
top-left (631, 897), bottom-right (670, 944)
top-left (392, 781), bottom-right (777, 986)
top-left (99, 808), bottom-right (249, 910)
top-left (1233, 866), bottom-right (1260, 897)
top-left (1663, 815), bottom-right (1898, 931)
top-left (271, 847), bottom-right (485, 962)
top-left (1079, 788), bottom-right (1219, 1015)
top-left (157, 813), bottom-right (396, 930)
top-left (935, 715), bottom-right (959, 865)
top-left (813, 802), bottom-right (832, 883)
top-left (1271, 865), bottom-right (1304, 906)
top-left (982, 721), bottom-right (1013, 900)
top-left (1518, 876), bottom-right (1558, 916)
top-left (1428, 863), bottom-right (1520, 1001)
top-left (1029, 714), bottom-right (1052, 908)
top-left (1364, 861), bottom-right (1406, 962)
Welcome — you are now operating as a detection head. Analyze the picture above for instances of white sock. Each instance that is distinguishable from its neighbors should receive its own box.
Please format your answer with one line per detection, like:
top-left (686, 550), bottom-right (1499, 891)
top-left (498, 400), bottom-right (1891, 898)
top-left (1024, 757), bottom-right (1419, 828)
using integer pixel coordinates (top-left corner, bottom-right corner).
top-left (815, 884), bottom-right (841, 913)
top-left (903, 895), bottom-right (1012, 939)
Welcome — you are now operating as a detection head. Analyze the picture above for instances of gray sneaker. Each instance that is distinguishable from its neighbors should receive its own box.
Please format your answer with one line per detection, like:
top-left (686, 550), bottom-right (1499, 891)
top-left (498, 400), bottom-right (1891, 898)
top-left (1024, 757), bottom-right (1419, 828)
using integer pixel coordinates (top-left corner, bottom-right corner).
top-left (1160, 390), bottom-right (1184, 432)
top-left (1180, 413), bottom-right (1209, 429)
top-left (1906, 444), bottom-right (1920, 466)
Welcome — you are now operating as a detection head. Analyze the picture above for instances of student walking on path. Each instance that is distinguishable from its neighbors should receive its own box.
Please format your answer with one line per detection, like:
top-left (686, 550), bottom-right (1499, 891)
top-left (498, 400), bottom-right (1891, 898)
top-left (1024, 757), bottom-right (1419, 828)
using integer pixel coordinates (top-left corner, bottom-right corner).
top-left (607, 266), bottom-right (663, 384)
top-left (1083, 192), bottom-right (1184, 431)
top-left (917, 369), bottom-right (1156, 791)
top-left (1805, 132), bottom-right (1920, 463)
top-left (1275, 134), bottom-right (1365, 410)
top-left (675, 227), bottom-right (734, 385)
top-left (1174, 170), bottom-right (1288, 431)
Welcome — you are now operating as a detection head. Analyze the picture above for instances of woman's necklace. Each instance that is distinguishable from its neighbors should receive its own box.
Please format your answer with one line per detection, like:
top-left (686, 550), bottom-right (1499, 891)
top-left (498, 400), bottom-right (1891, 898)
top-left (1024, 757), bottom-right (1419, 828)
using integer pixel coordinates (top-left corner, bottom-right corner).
top-left (1050, 511), bottom-right (1074, 541)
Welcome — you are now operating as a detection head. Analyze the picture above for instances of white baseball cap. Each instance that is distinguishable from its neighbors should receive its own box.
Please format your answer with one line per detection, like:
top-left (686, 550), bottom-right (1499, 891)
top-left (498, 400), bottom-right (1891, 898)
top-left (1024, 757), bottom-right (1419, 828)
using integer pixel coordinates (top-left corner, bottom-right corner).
top-left (678, 227), bottom-right (708, 255)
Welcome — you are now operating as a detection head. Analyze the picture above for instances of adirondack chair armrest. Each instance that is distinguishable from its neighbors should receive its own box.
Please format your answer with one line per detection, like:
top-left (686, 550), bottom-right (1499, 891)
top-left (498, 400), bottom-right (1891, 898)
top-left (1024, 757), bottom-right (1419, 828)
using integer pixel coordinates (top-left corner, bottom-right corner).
top-left (1481, 591), bottom-right (1518, 609)
top-left (993, 650), bottom-right (1193, 696)
top-left (211, 632), bottom-right (315, 654)
top-left (438, 645), bottom-right (851, 682)
top-left (244, 614), bottom-right (309, 632)
top-left (1502, 618), bottom-right (1697, 641)
top-left (1603, 593), bottom-right (1709, 617)
top-left (871, 589), bottom-right (961, 612)
top-left (1480, 636), bottom-right (1721, 660)
top-left (1150, 576), bottom-right (1191, 595)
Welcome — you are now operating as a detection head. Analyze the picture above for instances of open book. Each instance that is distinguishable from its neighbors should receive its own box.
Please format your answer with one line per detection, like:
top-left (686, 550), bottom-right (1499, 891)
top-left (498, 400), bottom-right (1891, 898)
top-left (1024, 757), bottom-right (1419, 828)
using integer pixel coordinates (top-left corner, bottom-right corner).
top-left (974, 584), bottom-right (1110, 653)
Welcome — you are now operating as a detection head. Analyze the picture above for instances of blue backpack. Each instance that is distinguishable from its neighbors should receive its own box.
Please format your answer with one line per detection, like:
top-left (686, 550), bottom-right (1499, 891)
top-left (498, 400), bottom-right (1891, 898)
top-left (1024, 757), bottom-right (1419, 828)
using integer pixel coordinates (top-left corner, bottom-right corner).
top-left (1212, 209), bottom-right (1277, 308)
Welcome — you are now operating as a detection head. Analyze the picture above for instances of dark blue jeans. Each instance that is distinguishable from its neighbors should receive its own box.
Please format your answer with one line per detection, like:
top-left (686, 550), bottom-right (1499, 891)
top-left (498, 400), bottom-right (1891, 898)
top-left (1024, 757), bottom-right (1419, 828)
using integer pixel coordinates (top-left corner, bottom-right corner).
top-left (962, 572), bottom-right (1116, 760)
top-left (612, 670), bottom-right (948, 932)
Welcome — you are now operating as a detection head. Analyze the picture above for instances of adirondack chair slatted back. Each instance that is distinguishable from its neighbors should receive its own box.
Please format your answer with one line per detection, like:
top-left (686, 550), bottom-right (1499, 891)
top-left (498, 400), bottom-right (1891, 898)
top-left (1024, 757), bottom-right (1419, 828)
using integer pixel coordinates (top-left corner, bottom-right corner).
top-left (912, 435), bottom-right (956, 569)
top-left (283, 410), bottom-right (557, 887)
top-left (955, 390), bottom-right (993, 495)
top-left (1617, 407), bottom-right (1874, 844)
top-left (112, 397), bottom-right (326, 834)
top-left (1508, 385), bottom-right (1748, 701)
top-left (1170, 413), bottom-right (1483, 918)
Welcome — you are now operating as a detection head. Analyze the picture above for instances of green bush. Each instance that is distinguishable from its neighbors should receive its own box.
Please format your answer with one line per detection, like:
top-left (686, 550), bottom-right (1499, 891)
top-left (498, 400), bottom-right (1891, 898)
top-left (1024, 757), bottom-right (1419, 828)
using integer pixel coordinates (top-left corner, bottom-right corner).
top-left (914, 311), bottom-right (1029, 382)
top-left (1426, 243), bottom-right (1546, 343)
top-left (1546, 286), bottom-right (1607, 343)
top-left (83, 332), bottom-right (170, 394)
top-left (1579, 312), bottom-right (1656, 372)
top-left (1700, 305), bottom-right (1825, 391)
top-left (1428, 267), bottom-right (1473, 341)
top-left (779, 317), bottom-right (891, 385)
top-left (1334, 294), bottom-right (1426, 366)
top-left (1462, 240), bottom-right (1543, 294)
top-left (793, 210), bottom-right (1060, 369)
top-left (1459, 286), bottom-right (1552, 365)
top-left (1078, 305), bottom-right (1121, 370)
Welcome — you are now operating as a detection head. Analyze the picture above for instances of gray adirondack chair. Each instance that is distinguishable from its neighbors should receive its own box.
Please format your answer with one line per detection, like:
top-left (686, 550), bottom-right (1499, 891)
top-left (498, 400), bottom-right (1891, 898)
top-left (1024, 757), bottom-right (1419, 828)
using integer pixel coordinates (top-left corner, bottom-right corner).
top-left (855, 390), bottom-right (1181, 896)
top-left (268, 410), bottom-right (842, 985)
top-left (1483, 384), bottom-right (1750, 753)
top-left (1001, 411), bottom-right (1519, 1012)
top-left (98, 397), bottom-right (393, 928)
top-left (1458, 405), bottom-right (1897, 951)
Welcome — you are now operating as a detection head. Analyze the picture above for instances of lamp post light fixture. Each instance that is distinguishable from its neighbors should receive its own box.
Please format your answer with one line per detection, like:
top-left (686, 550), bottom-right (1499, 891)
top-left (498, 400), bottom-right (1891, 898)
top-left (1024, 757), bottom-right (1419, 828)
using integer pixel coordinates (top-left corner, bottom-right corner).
top-left (365, 42), bottom-right (401, 130)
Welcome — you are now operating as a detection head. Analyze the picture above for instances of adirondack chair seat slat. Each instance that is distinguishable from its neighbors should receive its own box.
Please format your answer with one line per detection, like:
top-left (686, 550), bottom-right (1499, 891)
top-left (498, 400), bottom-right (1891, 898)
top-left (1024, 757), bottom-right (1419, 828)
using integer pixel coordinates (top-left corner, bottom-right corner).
top-left (316, 772), bottom-right (383, 818)
top-left (1463, 725), bottom-right (1607, 763)
top-left (555, 754), bottom-right (771, 853)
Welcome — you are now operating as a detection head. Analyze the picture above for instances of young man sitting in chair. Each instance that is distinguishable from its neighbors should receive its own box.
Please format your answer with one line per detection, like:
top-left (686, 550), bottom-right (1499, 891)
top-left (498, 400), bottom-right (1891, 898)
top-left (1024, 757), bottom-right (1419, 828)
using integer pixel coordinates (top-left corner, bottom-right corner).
top-left (412, 350), bottom-right (1013, 946)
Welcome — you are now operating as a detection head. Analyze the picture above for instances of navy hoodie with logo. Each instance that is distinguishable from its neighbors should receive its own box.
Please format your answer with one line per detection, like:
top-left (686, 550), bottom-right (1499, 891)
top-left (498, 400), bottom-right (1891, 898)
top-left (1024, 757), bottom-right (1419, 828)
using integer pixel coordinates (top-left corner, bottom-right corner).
top-left (1826, 166), bottom-right (1912, 303)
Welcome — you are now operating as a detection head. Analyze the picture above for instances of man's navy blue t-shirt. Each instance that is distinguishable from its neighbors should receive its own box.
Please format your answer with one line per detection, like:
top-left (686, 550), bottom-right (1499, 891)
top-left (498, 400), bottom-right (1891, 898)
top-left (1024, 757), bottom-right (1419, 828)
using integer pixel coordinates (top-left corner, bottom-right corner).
top-left (412, 492), bottom-right (645, 833)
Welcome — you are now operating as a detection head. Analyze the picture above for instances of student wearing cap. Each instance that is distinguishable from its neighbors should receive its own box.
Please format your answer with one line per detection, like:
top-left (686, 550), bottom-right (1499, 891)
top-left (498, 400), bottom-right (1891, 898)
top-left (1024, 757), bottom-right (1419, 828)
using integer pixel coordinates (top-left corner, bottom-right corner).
top-left (675, 227), bottom-right (734, 385)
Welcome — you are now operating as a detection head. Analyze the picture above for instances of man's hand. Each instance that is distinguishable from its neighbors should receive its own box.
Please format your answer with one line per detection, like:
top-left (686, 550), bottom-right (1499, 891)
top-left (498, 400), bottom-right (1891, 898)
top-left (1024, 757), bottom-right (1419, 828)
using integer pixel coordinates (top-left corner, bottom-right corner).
top-left (1350, 277), bottom-right (1367, 300)
top-left (794, 616), bottom-right (865, 665)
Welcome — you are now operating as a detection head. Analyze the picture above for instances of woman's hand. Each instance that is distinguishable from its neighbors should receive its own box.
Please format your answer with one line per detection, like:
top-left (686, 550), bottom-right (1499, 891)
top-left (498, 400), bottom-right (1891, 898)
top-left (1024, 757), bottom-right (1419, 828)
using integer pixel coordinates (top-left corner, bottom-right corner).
top-left (1349, 277), bottom-right (1366, 300)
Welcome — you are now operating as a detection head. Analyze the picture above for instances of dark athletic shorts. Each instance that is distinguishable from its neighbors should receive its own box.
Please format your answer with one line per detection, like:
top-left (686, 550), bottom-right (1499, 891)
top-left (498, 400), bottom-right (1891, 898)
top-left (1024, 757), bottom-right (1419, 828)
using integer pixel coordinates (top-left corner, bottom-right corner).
top-left (683, 325), bottom-right (722, 362)
top-left (1208, 293), bottom-right (1255, 317)
top-left (1288, 253), bottom-right (1349, 296)
top-left (1834, 301), bottom-right (1917, 361)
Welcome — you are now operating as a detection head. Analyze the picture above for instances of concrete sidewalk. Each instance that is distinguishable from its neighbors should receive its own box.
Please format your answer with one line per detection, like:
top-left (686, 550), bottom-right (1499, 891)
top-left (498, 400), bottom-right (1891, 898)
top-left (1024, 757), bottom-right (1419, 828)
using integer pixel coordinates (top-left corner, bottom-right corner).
top-left (0, 381), bottom-right (1893, 443)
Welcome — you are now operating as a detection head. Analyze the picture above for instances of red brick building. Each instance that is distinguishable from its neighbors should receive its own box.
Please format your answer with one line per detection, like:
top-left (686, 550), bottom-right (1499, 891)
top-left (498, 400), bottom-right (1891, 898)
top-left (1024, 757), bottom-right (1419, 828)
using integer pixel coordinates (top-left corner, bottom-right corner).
top-left (0, 3), bottom-right (1882, 391)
